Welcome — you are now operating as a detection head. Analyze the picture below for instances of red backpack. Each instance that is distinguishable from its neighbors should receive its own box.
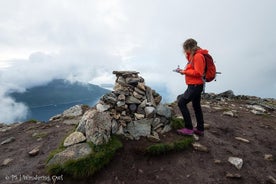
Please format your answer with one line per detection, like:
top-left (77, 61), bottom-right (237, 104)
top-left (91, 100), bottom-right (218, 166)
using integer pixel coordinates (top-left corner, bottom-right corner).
top-left (203, 53), bottom-right (216, 82)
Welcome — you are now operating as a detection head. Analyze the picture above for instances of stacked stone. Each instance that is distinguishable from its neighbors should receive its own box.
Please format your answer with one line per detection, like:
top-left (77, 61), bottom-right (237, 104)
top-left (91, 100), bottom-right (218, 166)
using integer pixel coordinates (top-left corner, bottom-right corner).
top-left (47, 72), bottom-right (172, 168)
top-left (58, 71), bottom-right (172, 148)
top-left (95, 71), bottom-right (171, 141)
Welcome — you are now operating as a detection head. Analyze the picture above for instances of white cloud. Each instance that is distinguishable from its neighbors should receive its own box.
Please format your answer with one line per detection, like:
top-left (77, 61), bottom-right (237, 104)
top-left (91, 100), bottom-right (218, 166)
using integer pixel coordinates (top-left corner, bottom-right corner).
top-left (0, 0), bottom-right (276, 123)
top-left (0, 92), bottom-right (29, 123)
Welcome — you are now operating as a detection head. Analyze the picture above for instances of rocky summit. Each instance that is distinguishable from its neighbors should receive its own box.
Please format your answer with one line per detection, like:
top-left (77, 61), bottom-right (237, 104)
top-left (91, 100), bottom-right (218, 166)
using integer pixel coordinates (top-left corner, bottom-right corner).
top-left (1, 71), bottom-right (275, 184)
top-left (47, 71), bottom-right (172, 167)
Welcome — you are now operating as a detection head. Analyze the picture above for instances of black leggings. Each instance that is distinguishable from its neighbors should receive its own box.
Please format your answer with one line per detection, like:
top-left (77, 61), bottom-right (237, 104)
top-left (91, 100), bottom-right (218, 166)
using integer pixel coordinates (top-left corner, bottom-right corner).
top-left (177, 85), bottom-right (204, 131)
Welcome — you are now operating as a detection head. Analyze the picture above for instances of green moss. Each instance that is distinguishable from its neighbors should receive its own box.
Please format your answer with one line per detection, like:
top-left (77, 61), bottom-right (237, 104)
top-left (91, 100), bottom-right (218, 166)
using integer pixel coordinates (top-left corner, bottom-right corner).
top-left (146, 143), bottom-right (174, 155)
top-left (81, 104), bottom-right (90, 112)
top-left (32, 132), bottom-right (48, 139)
top-left (25, 119), bottom-right (38, 123)
top-left (46, 146), bottom-right (66, 164)
top-left (46, 136), bottom-right (123, 178)
top-left (145, 137), bottom-right (194, 156)
top-left (173, 138), bottom-right (194, 151)
top-left (170, 117), bottom-right (185, 130)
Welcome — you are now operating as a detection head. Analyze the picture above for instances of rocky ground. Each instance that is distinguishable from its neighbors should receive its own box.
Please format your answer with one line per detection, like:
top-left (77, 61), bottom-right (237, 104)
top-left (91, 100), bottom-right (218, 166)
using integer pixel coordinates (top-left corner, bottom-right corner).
top-left (0, 93), bottom-right (275, 184)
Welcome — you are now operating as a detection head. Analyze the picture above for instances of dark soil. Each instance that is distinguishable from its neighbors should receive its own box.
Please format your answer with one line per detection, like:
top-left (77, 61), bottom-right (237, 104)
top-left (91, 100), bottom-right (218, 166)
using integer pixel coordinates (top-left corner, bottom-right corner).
top-left (0, 98), bottom-right (275, 184)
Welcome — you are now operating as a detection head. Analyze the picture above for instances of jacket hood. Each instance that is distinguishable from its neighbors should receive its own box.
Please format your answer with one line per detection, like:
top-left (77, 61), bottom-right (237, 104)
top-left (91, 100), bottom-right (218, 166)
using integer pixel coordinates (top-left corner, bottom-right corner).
top-left (186, 49), bottom-right (209, 61)
top-left (196, 49), bottom-right (209, 55)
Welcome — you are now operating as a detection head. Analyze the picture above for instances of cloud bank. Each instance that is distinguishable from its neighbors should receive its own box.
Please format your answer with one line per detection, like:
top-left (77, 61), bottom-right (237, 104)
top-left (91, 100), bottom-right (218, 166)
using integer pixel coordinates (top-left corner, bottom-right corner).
top-left (1, 0), bottom-right (276, 123)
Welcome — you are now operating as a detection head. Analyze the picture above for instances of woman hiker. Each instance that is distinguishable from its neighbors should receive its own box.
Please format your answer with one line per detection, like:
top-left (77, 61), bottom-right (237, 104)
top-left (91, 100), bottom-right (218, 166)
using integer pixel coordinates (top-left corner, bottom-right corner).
top-left (175, 38), bottom-right (208, 136)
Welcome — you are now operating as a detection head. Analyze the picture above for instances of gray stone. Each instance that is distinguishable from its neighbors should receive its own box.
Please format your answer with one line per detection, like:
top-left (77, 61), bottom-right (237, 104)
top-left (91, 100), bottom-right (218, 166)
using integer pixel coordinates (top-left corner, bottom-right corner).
top-left (145, 87), bottom-right (156, 106)
top-left (126, 77), bottom-right (140, 86)
top-left (96, 103), bottom-right (110, 112)
top-left (192, 143), bottom-right (209, 152)
top-left (29, 147), bottom-right (40, 156)
top-left (134, 113), bottom-right (145, 120)
top-left (247, 105), bottom-right (266, 113)
top-left (113, 70), bottom-right (140, 76)
top-left (116, 101), bottom-right (125, 108)
top-left (102, 93), bottom-right (117, 105)
top-left (226, 173), bottom-right (242, 179)
top-left (161, 124), bottom-right (172, 134)
top-left (117, 76), bottom-right (126, 84)
top-left (118, 94), bottom-right (126, 101)
top-left (137, 99), bottom-right (147, 114)
top-left (218, 90), bottom-right (235, 98)
top-left (264, 154), bottom-right (274, 161)
top-left (116, 76), bottom-right (134, 88)
top-left (1, 137), bottom-right (15, 145)
top-left (76, 109), bottom-right (97, 134)
top-left (85, 111), bottom-right (112, 145)
top-left (129, 104), bottom-right (137, 112)
top-left (228, 157), bottom-right (243, 170)
top-left (120, 115), bottom-right (132, 123)
top-left (133, 91), bottom-right (143, 99)
top-left (126, 96), bottom-right (141, 104)
top-left (223, 110), bottom-right (238, 117)
top-left (126, 119), bottom-right (152, 139)
top-left (156, 104), bottom-right (172, 119)
top-left (63, 132), bottom-right (86, 147)
top-left (135, 87), bottom-right (146, 95)
top-left (2, 158), bottom-right (13, 166)
top-left (115, 125), bottom-right (124, 135)
top-left (147, 131), bottom-right (160, 142)
top-left (250, 110), bottom-right (265, 115)
top-left (50, 105), bottom-right (83, 121)
top-left (0, 126), bottom-right (12, 132)
top-left (63, 105), bottom-right (83, 118)
top-left (49, 114), bottom-right (62, 121)
top-left (235, 137), bottom-right (250, 143)
top-left (246, 104), bottom-right (267, 115)
top-left (113, 83), bottom-right (125, 91)
top-left (154, 95), bottom-right (162, 105)
top-left (151, 118), bottom-right (161, 129)
top-left (145, 106), bottom-right (156, 118)
top-left (137, 82), bottom-right (146, 91)
top-left (267, 175), bottom-right (276, 184)
top-left (111, 119), bottom-right (119, 134)
top-left (47, 143), bottom-right (92, 166)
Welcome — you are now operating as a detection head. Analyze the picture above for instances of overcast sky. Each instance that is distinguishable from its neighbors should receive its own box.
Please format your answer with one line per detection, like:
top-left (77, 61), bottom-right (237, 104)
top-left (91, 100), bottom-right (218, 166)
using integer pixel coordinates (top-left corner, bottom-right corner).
top-left (1, 0), bottom-right (276, 123)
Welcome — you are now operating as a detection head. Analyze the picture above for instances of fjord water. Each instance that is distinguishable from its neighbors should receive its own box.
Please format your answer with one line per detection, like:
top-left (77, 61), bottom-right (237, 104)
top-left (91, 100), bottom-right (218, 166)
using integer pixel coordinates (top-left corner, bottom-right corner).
top-left (26, 99), bottom-right (98, 122)
top-left (10, 79), bottom-right (109, 122)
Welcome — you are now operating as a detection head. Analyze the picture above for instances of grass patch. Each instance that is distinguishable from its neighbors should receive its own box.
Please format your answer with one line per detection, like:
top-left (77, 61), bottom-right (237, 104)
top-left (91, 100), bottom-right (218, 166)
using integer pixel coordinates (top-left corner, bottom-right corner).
top-left (170, 117), bottom-right (185, 130)
top-left (46, 136), bottom-right (123, 178)
top-left (46, 147), bottom-right (66, 163)
top-left (46, 128), bottom-right (78, 163)
top-left (25, 119), bottom-right (38, 123)
top-left (32, 132), bottom-right (48, 139)
top-left (145, 137), bottom-right (194, 156)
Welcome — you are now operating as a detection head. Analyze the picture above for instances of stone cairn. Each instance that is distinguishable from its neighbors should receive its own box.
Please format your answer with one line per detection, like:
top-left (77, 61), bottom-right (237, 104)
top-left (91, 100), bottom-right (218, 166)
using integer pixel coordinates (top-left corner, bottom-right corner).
top-left (48, 71), bottom-right (172, 167)
top-left (48, 71), bottom-right (172, 166)
top-left (70, 71), bottom-right (172, 146)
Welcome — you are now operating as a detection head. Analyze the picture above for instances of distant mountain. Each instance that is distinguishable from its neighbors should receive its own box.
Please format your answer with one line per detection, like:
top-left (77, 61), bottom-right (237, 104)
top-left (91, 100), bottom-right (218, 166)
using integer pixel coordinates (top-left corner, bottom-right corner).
top-left (10, 79), bottom-right (110, 121)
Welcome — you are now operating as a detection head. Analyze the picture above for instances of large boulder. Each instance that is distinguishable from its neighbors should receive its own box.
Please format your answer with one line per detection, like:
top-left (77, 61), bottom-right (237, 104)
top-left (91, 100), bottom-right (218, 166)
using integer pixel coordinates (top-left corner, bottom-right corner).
top-left (85, 111), bottom-right (112, 145)
top-left (47, 143), bottom-right (93, 166)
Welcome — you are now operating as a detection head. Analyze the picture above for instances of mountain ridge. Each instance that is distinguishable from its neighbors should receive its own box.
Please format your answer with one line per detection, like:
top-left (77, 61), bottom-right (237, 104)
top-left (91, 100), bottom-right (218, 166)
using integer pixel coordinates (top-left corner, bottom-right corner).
top-left (9, 79), bottom-right (110, 121)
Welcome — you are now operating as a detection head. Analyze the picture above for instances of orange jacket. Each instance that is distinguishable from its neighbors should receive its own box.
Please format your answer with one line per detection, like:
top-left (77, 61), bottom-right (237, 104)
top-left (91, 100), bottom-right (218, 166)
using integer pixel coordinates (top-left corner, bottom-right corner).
top-left (181, 49), bottom-right (208, 85)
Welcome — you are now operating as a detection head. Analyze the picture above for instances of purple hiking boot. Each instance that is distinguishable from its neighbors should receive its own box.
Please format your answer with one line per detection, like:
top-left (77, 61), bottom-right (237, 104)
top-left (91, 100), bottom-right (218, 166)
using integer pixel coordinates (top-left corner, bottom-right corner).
top-left (177, 128), bottom-right (194, 136)
top-left (193, 128), bottom-right (204, 136)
